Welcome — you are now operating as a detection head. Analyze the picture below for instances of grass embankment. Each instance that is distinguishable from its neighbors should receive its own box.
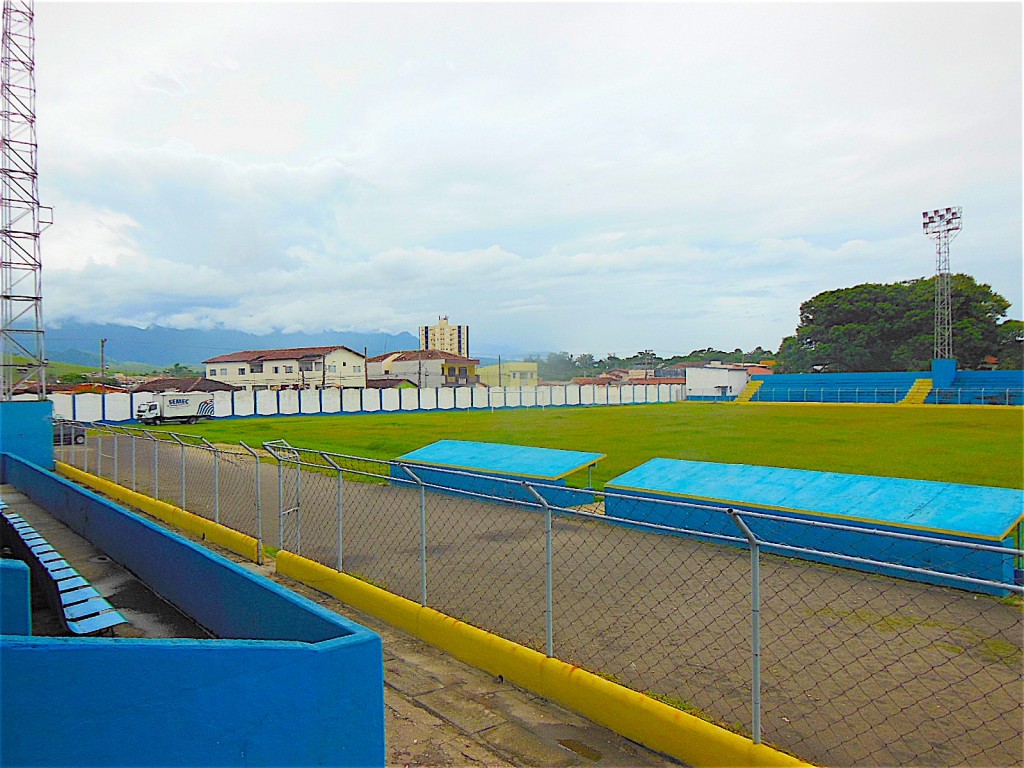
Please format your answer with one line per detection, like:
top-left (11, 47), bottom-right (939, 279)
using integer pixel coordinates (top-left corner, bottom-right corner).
top-left (150, 402), bottom-right (1024, 490)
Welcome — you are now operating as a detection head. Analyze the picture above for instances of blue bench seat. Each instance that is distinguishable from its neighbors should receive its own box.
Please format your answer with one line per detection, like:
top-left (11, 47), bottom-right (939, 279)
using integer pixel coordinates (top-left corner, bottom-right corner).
top-left (0, 504), bottom-right (128, 636)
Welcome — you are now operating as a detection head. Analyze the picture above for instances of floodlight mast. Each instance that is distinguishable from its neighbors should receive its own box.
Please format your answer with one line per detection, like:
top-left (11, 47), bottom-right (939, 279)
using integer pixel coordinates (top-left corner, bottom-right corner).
top-left (1, 0), bottom-right (50, 401)
top-left (921, 206), bottom-right (962, 361)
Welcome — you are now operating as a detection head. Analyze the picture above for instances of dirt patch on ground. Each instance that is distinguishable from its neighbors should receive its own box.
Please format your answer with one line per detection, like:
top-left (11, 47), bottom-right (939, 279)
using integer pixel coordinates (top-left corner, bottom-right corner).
top-left (70, 441), bottom-right (1024, 767)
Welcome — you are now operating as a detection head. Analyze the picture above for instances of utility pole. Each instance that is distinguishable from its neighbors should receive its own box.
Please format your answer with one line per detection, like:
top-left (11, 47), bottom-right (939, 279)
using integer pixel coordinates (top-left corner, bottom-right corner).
top-left (100, 338), bottom-right (107, 383)
top-left (498, 355), bottom-right (503, 386)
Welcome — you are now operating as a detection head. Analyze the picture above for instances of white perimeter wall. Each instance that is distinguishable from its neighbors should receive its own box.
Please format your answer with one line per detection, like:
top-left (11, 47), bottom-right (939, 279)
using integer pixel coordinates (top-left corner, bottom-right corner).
top-left (49, 383), bottom-right (686, 423)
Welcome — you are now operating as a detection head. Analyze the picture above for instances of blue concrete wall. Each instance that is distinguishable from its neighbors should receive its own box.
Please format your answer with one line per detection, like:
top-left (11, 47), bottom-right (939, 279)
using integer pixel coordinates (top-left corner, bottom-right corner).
top-left (931, 359), bottom-right (957, 388)
top-left (1, 634), bottom-right (383, 767)
top-left (605, 459), bottom-right (1022, 595)
top-left (0, 558), bottom-right (31, 636)
top-left (0, 454), bottom-right (385, 767)
top-left (0, 400), bottom-right (53, 472)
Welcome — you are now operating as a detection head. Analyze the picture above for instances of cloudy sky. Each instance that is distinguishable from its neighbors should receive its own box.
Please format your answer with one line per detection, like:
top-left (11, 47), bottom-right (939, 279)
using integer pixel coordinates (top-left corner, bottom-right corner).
top-left (35, 2), bottom-right (1021, 358)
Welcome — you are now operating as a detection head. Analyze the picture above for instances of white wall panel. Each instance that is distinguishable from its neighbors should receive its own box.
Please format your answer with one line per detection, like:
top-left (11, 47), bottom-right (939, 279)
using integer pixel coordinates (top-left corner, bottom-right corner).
top-left (436, 388), bottom-right (455, 409)
top-left (400, 388), bottom-right (419, 411)
top-left (256, 390), bottom-right (278, 416)
top-left (361, 388), bottom-right (381, 412)
top-left (300, 390), bottom-right (321, 414)
top-left (321, 388), bottom-right (342, 414)
top-left (279, 390), bottom-right (300, 415)
top-left (74, 394), bottom-right (103, 422)
top-left (232, 391), bottom-right (256, 417)
top-left (419, 388), bottom-right (437, 410)
top-left (213, 391), bottom-right (234, 417)
top-left (342, 388), bottom-right (362, 413)
top-left (50, 394), bottom-right (72, 420)
top-left (102, 393), bottom-right (132, 422)
top-left (471, 387), bottom-right (488, 408)
top-left (382, 389), bottom-right (401, 411)
top-left (565, 385), bottom-right (581, 405)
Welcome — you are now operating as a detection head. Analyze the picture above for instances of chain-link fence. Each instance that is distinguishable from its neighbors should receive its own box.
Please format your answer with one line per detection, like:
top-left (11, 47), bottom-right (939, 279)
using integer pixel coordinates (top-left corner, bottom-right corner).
top-left (56, 422), bottom-right (1024, 768)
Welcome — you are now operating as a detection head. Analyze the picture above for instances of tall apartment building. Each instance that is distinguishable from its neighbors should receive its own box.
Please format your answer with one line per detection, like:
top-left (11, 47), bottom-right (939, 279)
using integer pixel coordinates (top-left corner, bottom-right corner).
top-left (419, 316), bottom-right (469, 357)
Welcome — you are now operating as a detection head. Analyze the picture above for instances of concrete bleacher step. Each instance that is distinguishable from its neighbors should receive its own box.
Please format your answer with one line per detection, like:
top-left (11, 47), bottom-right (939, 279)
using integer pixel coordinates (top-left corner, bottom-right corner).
top-left (900, 378), bottom-right (933, 405)
top-left (734, 379), bottom-right (763, 403)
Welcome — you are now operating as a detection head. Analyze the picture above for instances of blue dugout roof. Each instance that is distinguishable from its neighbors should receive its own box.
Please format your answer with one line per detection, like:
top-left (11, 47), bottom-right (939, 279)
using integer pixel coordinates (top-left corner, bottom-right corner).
top-left (606, 459), bottom-right (1024, 541)
top-left (396, 440), bottom-right (605, 481)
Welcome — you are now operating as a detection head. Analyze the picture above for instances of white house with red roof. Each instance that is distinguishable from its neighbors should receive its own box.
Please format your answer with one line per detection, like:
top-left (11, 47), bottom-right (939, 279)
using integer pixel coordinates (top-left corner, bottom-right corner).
top-left (366, 349), bottom-right (479, 388)
top-left (202, 346), bottom-right (365, 391)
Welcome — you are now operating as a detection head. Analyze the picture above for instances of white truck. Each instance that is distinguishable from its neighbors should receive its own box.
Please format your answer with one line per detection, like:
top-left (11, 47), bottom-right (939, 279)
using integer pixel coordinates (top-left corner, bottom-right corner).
top-left (136, 392), bottom-right (216, 425)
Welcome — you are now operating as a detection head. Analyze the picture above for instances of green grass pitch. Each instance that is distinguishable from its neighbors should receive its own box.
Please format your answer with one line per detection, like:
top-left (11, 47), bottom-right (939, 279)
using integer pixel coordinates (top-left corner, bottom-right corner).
top-left (158, 402), bottom-right (1023, 490)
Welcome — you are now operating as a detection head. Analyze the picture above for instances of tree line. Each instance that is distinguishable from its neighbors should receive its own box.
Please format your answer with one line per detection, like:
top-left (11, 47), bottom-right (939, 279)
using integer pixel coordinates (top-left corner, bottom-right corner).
top-left (532, 274), bottom-right (1021, 379)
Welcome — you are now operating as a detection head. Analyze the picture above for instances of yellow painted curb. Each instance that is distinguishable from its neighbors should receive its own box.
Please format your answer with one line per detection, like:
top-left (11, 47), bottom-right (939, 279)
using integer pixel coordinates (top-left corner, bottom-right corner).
top-left (55, 461), bottom-right (259, 562)
top-left (277, 551), bottom-right (811, 768)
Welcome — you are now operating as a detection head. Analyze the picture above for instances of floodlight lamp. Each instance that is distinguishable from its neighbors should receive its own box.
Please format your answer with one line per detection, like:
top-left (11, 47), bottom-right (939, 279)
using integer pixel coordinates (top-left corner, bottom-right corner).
top-left (922, 206), bottom-right (962, 235)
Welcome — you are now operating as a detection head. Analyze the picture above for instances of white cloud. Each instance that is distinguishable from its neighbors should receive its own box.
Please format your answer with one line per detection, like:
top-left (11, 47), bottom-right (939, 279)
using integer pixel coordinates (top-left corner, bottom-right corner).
top-left (32, 2), bottom-right (1022, 357)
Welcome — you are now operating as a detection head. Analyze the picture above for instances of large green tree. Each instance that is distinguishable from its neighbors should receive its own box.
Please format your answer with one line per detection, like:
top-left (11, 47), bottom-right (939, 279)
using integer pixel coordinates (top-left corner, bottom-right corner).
top-left (777, 275), bottom-right (1018, 372)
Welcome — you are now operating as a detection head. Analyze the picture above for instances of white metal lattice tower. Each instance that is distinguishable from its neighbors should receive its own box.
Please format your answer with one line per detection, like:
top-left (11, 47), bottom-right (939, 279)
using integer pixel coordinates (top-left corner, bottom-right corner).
top-left (922, 206), bottom-right (962, 361)
top-left (1, 0), bottom-right (50, 400)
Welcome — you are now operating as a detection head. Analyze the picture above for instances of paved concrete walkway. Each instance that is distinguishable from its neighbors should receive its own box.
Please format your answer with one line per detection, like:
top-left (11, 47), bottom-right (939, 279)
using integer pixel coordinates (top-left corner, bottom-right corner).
top-left (267, 562), bottom-right (682, 767)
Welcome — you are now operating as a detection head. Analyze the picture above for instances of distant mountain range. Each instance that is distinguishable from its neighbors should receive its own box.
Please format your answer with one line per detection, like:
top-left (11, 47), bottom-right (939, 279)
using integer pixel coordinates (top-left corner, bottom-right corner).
top-left (44, 321), bottom-right (422, 370)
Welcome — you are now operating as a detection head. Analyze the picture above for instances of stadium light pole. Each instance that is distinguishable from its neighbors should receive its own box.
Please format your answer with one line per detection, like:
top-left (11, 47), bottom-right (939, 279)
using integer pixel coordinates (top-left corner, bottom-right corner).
top-left (922, 206), bottom-right (962, 360)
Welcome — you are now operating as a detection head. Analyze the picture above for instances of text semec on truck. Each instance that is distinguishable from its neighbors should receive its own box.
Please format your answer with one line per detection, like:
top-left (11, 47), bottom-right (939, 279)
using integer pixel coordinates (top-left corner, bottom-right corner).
top-left (136, 392), bottom-right (215, 425)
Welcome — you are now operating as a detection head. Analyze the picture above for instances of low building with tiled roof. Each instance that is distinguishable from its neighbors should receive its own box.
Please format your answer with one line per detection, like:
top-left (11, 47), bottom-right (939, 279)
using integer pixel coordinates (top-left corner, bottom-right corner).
top-left (366, 349), bottom-right (479, 388)
top-left (132, 377), bottom-right (240, 394)
top-left (365, 377), bottom-right (418, 389)
top-left (202, 345), bottom-right (365, 391)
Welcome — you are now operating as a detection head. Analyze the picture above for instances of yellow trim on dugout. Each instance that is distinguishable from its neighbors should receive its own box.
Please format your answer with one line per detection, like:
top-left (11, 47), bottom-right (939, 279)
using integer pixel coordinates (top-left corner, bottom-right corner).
top-left (55, 461), bottom-right (260, 562)
top-left (400, 454), bottom-right (606, 482)
top-left (277, 551), bottom-right (811, 768)
top-left (604, 483), bottom-right (1021, 542)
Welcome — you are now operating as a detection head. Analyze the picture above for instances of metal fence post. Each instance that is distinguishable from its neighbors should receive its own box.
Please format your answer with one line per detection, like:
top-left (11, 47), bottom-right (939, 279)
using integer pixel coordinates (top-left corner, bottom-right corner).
top-left (130, 430), bottom-right (137, 492)
top-left (240, 442), bottom-right (263, 565)
top-left (397, 464), bottom-right (428, 606)
top-left (277, 452), bottom-right (285, 549)
top-left (168, 433), bottom-right (187, 510)
top-left (323, 454), bottom-right (344, 572)
top-left (294, 453), bottom-right (302, 553)
top-left (262, 439), bottom-right (302, 553)
top-left (727, 508), bottom-right (762, 744)
top-left (112, 432), bottom-right (119, 485)
top-left (201, 437), bottom-right (220, 524)
top-left (151, 432), bottom-right (160, 500)
top-left (524, 482), bottom-right (554, 658)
